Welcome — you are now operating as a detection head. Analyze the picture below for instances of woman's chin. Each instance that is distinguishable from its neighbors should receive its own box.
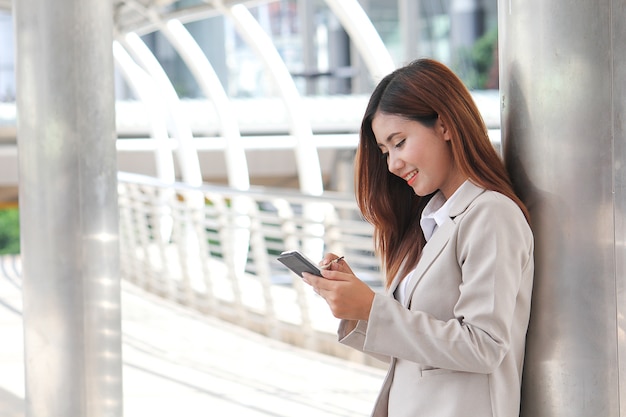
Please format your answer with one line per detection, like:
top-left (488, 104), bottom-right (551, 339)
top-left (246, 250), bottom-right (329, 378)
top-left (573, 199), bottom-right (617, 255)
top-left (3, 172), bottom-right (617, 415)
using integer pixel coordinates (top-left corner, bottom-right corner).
top-left (410, 184), bottom-right (433, 197)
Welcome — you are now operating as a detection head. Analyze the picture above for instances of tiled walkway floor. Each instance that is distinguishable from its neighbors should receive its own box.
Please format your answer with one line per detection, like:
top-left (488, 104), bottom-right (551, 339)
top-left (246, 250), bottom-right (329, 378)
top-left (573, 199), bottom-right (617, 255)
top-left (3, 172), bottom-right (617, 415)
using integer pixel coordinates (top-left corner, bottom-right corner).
top-left (0, 259), bottom-right (384, 417)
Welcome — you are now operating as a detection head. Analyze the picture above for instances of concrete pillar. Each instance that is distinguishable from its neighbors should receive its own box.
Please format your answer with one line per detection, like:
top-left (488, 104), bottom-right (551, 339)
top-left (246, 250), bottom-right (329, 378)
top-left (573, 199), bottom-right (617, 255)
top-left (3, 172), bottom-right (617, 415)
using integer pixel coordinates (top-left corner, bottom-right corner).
top-left (499, 1), bottom-right (625, 415)
top-left (328, 14), bottom-right (351, 94)
top-left (399, 0), bottom-right (421, 64)
top-left (298, 0), bottom-right (318, 95)
top-left (0, 11), bottom-right (14, 101)
top-left (13, 0), bottom-right (122, 416)
top-left (450, 0), bottom-right (484, 50)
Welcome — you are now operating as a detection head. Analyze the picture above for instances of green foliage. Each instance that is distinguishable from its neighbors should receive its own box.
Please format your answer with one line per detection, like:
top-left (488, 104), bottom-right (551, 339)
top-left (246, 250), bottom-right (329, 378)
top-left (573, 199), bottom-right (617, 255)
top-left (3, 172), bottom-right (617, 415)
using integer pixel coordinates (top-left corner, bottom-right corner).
top-left (0, 208), bottom-right (20, 255)
top-left (455, 26), bottom-right (498, 89)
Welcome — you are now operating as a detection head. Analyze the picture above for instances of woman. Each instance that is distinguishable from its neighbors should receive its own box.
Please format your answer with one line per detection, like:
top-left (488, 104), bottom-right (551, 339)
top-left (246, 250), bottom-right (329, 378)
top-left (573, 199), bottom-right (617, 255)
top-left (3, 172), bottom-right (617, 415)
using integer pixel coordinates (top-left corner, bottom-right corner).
top-left (302, 59), bottom-right (534, 417)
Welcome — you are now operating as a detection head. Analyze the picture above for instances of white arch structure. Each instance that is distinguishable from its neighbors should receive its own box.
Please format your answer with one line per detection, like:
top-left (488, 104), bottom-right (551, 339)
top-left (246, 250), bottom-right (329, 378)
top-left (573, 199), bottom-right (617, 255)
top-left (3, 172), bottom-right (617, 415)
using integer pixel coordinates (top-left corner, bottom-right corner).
top-left (220, 3), bottom-right (325, 196)
top-left (160, 17), bottom-right (250, 191)
top-left (118, 31), bottom-right (203, 188)
top-left (112, 0), bottom-right (394, 192)
top-left (112, 41), bottom-right (176, 185)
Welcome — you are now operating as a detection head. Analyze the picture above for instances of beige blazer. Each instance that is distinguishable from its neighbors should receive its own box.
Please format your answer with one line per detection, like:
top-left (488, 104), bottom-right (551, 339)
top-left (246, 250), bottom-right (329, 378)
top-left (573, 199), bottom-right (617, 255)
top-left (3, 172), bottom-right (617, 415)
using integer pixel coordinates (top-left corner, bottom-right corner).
top-left (339, 182), bottom-right (534, 417)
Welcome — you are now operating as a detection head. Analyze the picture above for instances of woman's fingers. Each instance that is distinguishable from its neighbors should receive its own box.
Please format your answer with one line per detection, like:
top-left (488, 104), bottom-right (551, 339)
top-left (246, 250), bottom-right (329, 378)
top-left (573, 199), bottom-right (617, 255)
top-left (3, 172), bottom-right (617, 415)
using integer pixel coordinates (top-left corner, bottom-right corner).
top-left (319, 254), bottom-right (354, 275)
top-left (303, 271), bottom-right (374, 320)
top-left (319, 253), bottom-right (340, 268)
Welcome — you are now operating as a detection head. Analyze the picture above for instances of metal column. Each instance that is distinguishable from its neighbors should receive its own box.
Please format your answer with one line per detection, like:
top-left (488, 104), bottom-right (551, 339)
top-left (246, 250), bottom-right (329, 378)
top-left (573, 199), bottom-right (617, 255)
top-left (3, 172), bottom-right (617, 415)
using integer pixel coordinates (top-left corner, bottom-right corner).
top-left (499, 1), bottom-right (624, 415)
top-left (13, 0), bottom-right (123, 416)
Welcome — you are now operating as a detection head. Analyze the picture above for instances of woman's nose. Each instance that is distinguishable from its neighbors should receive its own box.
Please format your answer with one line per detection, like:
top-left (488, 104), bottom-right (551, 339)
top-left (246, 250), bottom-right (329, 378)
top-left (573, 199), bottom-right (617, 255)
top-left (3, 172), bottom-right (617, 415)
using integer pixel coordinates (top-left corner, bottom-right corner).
top-left (388, 152), bottom-right (403, 174)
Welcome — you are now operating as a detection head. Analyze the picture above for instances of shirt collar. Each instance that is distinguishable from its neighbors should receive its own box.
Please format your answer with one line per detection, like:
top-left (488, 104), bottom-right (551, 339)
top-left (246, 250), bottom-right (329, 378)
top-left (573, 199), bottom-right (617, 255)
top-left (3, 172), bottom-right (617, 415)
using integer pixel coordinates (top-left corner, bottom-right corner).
top-left (420, 180), bottom-right (470, 241)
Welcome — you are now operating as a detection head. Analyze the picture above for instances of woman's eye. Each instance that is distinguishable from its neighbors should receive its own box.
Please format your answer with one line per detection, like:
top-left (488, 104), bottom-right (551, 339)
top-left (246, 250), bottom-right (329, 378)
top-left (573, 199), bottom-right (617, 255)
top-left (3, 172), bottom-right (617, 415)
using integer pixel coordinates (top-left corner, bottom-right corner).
top-left (381, 151), bottom-right (389, 160)
top-left (394, 139), bottom-right (406, 149)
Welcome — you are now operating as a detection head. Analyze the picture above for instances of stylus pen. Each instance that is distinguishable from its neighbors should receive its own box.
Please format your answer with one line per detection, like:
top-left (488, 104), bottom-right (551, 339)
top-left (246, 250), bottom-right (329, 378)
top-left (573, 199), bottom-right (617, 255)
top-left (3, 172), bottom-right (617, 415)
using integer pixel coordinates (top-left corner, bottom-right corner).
top-left (320, 256), bottom-right (344, 269)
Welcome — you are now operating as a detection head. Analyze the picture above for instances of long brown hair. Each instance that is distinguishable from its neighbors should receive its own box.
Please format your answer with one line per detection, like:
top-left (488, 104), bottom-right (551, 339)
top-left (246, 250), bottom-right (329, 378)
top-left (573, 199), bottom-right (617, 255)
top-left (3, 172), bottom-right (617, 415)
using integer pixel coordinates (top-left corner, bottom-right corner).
top-left (355, 58), bottom-right (529, 288)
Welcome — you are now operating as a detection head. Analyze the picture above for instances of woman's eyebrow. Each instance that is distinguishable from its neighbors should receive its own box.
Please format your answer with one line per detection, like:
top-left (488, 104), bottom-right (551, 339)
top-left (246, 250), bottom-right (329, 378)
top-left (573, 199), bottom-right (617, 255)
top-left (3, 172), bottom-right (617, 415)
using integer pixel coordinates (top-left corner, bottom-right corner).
top-left (377, 132), bottom-right (401, 148)
top-left (385, 132), bottom-right (401, 143)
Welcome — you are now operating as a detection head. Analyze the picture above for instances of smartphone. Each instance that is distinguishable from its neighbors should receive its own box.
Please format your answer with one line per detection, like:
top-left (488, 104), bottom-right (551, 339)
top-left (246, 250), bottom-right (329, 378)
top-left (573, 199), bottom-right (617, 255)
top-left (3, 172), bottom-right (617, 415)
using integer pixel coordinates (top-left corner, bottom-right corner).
top-left (277, 250), bottom-right (323, 278)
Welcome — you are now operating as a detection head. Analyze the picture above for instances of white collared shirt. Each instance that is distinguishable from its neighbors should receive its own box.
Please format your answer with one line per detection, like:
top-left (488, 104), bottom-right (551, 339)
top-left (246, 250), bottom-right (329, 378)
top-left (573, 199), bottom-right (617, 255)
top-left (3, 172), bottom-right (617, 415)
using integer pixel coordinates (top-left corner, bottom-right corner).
top-left (396, 180), bottom-right (470, 303)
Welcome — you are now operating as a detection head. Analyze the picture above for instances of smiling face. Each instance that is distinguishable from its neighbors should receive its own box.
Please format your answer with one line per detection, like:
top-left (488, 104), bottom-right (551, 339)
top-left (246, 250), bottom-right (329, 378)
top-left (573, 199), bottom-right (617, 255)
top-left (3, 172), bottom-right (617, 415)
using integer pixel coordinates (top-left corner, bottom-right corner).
top-left (372, 112), bottom-right (466, 199)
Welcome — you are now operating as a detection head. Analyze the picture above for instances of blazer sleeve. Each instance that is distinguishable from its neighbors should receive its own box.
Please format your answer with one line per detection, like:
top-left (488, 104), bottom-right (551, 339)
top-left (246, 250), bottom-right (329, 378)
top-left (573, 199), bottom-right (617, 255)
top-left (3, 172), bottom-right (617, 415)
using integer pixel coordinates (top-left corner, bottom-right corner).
top-left (338, 308), bottom-right (391, 364)
top-left (356, 193), bottom-right (533, 373)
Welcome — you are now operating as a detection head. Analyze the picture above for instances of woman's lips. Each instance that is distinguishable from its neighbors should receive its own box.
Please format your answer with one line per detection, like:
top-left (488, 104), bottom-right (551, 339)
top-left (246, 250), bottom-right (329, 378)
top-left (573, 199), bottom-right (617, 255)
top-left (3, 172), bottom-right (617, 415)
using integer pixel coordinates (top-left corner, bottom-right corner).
top-left (405, 170), bottom-right (418, 186)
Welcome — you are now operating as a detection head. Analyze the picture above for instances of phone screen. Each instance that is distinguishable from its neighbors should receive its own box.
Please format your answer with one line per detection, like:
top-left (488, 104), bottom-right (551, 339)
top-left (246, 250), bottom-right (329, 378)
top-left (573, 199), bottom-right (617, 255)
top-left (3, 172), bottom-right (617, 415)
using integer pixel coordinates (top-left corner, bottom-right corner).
top-left (277, 250), bottom-right (323, 278)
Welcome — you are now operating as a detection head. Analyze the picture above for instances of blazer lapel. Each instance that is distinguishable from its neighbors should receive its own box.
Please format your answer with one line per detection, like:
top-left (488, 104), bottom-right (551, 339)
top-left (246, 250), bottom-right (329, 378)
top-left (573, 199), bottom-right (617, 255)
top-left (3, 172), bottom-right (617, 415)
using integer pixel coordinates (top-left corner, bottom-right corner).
top-left (402, 219), bottom-right (455, 307)
top-left (402, 181), bottom-right (486, 307)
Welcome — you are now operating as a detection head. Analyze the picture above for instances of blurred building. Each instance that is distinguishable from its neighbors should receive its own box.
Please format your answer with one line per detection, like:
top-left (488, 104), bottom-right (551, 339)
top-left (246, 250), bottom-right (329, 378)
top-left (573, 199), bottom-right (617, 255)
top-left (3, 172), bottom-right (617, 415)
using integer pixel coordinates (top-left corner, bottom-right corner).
top-left (130, 0), bottom-right (497, 101)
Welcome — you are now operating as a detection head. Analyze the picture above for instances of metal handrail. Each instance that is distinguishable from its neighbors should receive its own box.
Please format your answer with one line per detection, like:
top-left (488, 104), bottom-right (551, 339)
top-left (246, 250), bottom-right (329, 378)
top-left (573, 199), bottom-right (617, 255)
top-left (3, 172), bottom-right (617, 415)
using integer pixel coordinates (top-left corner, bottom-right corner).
top-left (117, 171), bottom-right (383, 365)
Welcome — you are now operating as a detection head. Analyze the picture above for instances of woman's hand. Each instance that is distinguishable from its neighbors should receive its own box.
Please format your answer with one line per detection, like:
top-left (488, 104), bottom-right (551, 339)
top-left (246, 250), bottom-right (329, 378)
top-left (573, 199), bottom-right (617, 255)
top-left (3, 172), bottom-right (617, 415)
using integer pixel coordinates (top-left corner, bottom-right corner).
top-left (301, 254), bottom-right (375, 321)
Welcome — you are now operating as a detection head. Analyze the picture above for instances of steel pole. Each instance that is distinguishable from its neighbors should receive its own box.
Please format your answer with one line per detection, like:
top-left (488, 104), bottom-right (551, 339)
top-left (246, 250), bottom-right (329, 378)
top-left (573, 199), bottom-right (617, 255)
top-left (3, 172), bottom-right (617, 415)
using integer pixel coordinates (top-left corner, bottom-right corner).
top-left (13, 0), bottom-right (122, 416)
top-left (499, 1), bottom-right (624, 415)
